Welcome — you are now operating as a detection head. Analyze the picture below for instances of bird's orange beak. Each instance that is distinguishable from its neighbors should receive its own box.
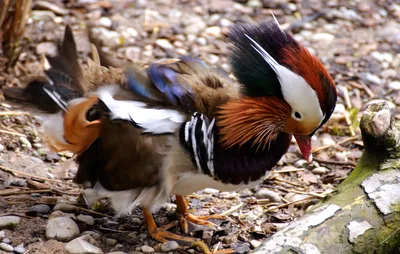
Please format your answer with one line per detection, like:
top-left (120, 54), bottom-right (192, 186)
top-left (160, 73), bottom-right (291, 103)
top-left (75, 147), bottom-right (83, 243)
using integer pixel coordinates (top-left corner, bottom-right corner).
top-left (294, 135), bottom-right (313, 163)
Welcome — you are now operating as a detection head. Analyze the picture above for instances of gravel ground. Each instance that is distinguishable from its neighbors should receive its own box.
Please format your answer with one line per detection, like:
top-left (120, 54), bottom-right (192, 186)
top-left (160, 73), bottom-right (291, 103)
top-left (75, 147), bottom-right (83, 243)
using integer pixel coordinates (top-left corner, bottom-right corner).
top-left (0, 0), bottom-right (399, 253)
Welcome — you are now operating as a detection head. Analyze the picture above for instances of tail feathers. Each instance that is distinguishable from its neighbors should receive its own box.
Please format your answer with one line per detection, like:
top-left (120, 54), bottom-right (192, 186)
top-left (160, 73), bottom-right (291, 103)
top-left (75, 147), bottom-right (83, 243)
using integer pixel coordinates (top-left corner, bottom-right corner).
top-left (45, 24), bottom-right (87, 94)
top-left (44, 97), bottom-right (101, 154)
top-left (2, 78), bottom-right (61, 113)
top-left (42, 69), bottom-right (81, 112)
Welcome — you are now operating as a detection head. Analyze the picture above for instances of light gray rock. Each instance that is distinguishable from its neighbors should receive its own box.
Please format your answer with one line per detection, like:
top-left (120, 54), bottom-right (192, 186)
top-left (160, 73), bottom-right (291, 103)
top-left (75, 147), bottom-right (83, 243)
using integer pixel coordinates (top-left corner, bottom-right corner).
top-left (81, 231), bottom-right (101, 240)
top-left (155, 39), bottom-right (174, 50)
top-left (105, 238), bottom-right (117, 246)
top-left (30, 204), bottom-right (51, 214)
top-left (388, 81), bottom-right (400, 90)
top-left (77, 214), bottom-right (95, 226)
top-left (0, 216), bottom-right (20, 229)
top-left (312, 167), bottom-right (329, 175)
top-left (141, 245), bottom-right (155, 253)
top-left (19, 137), bottom-right (32, 150)
top-left (46, 217), bottom-right (80, 242)
top-left (35, 42), bottom-right (57, 56)
top-left (65, 236), bottom-right (103, 254)
top-left (160, 241), bottom-right (179, 252)
top-left (0, 242), bottom-right (13, 252)
top-left (255, 189), bottom-right (281, 202)
top-left (13, 243), bottom-right (26, 254)
top-left (53, 203), bottom-right (77, 213)
top-left (2, 237), bottom-right (11, 244)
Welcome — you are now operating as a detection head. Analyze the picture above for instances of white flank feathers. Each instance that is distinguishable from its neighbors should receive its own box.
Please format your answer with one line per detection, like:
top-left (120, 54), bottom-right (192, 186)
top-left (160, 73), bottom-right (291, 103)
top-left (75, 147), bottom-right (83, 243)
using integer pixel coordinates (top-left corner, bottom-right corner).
top-left (43, 112), bottom-right (67, 145)
top-left (97, 86), bottom-right (185, 134)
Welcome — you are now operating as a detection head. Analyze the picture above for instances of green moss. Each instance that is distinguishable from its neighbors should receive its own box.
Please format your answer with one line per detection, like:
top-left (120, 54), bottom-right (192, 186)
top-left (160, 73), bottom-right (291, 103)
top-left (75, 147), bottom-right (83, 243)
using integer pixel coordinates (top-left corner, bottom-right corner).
top-left (390, 203), bottom-right (400, 213)
top-left (331, 125), bottom-right (345, 136)
top-left (349, 107), bottom-right (360, 130)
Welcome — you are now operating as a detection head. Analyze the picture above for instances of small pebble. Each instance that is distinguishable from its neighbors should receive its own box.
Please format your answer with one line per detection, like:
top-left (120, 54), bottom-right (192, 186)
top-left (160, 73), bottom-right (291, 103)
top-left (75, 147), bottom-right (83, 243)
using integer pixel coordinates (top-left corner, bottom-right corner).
top-left (77, 214), bottom-right (95, 226)
top-left (206, 54), bottom-right (219, 65)
top-left (54, 203), bottom-right (77, 213)
top-left (218, 192), bottom-right (237, 199)
top-left (284, 193), bottom-right (304, 203)
top-left (294, 159), bottom-right (308, 167)
top-left (0, 144), bottom-right (5, 152)
top-left (204, 26), bottom-right (222, 37)
top-left (335, 152), bottom-right (348, 162)
top-left (30, 204), bottom-right (51, 214)
top-left (2, 237), bottom-right (11, 244)
top-left (195, 37), bottom-right (207, 46)
top-left (141, 245), bottom-right (155, 253)
top-left (250, 239), bottom-right (262, 248)
top-left (155, 39), bottom-right (174, 50)
top-left (35, 42), bottom-right (57, 56)
top-left (202, 188), bottom-right (219, 195)
top-left (160, 241), bottom-right (179, 252)
top-left (388, 81), bottom-right (400, 90)
top-left (19, 137), bottom-right (32, 150)
top-left (243, 212), bottom-right (258, 221)
top-left (81, 231), bottom-right (101, 240)
top-left (312, 33), bottom-right (334, 42)
top-left (13, 243), bottom-right (26, 254)
top-left (365, 73), bottom-right (382, 85)
top-left (106, 238), bottom-right (117, 246)
top-left (0, 243), bottom-right (13, 252)
top-left (0, 231), bottom-right (4, 239)
top-left (99, 17), bottom-right (112, 28)
top-left (255, 189), bottom-right (281, 202)
top-left (312, 167), bottom-right (329, 175)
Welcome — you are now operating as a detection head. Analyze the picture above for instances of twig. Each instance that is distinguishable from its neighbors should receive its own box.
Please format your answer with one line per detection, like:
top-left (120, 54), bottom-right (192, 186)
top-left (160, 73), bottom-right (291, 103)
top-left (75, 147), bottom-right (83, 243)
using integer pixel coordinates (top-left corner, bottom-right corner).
top-left (344, 111), bottom-right (356, 136)
top-left (0, 129), bottom-right (26, 137)
top-left (0, 111), bottom-right (27, 116)
top-left (360, 81), bottom-right (375, 98)
top-left (273, 177), bottom-right (303, 187)
top-left (0, 165), bottom-right (62, 183)
top-left (76, 206), bottom-right (113, 218)
top-left (313, 158), bottom-right (356, 167)
top-left (312, 136), bottom-right (359, 153)
top-left (342, 86), bottom-right (352, 109)
top-left (0, 189), bottom-right (52, 196)
top-left (273, 168), bottom-right (305, 173)
top-left (289, 189), bottom-right (326, 199)
top-left (0, 213), bottom-right (34, 219)
top-left (212, 242), bottom-right (221, 254)
top-left (267, 197), bottom-right (315, 211)
top-left (220, 202), bottom-right (245, 216)
top-left (98, 226), bottom-right (132, 233)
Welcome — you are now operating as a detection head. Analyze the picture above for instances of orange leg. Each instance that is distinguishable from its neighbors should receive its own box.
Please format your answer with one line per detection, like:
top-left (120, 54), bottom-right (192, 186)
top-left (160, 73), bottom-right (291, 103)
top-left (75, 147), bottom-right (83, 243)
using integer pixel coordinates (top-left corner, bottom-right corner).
top-left (142, 207), bottom-right (211, 253)
top-left (175, 195), bottom-right (227, 234)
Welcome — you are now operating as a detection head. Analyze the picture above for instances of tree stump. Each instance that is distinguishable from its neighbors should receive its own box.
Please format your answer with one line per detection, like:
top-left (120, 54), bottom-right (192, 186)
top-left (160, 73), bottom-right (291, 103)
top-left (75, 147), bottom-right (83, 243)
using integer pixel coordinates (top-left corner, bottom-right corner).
top-left (254, 101), bottom-right (400, 254)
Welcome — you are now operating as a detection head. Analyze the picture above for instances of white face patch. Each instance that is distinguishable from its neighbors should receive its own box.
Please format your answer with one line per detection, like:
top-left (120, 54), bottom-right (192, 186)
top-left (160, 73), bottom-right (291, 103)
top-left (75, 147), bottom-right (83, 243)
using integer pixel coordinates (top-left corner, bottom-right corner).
top-left (245, 34), bottom-right (324, 131)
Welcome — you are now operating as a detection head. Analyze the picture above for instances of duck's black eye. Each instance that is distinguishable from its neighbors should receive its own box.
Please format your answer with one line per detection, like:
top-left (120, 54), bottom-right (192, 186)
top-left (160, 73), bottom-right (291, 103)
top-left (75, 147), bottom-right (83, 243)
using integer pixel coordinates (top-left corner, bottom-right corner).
top-left (294, 112), bottom-right (301, 119)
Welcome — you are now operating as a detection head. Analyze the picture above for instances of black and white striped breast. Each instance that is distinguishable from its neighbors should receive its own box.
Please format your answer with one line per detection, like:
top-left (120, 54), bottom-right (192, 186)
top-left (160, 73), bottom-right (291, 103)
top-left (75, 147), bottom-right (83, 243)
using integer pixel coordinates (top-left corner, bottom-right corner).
top-left (179, 113), bottom-right (292, 185)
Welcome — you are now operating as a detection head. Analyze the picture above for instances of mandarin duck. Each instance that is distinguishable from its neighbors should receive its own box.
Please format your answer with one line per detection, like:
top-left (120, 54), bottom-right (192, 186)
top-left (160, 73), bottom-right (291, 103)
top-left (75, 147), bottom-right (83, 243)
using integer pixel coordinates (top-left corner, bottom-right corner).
top-left (4, 22), bottom-right (337, 251)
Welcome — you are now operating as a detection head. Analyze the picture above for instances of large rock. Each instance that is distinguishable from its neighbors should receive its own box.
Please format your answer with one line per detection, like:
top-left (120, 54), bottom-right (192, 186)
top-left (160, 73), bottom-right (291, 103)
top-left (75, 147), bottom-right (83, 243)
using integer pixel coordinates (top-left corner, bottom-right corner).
top-left (46, 217), bottom-right (80, 242)
top-left (0, 216), bottom-right (21, 229)
top-left (65, 235), bottom-right (103, 254)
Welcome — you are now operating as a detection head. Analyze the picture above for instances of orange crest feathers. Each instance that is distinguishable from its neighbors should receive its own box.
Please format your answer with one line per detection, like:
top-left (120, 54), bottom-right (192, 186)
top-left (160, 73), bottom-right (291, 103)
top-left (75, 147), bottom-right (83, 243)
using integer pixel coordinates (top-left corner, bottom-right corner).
top-left (216, 97), bottom-right (291, 150)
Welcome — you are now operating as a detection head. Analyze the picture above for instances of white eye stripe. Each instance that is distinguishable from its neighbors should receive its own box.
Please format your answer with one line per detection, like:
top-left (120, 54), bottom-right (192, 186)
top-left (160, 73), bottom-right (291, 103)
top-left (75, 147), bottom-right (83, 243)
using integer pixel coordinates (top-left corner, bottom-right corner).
top-left (245, 34), bottom-right (323, 126)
